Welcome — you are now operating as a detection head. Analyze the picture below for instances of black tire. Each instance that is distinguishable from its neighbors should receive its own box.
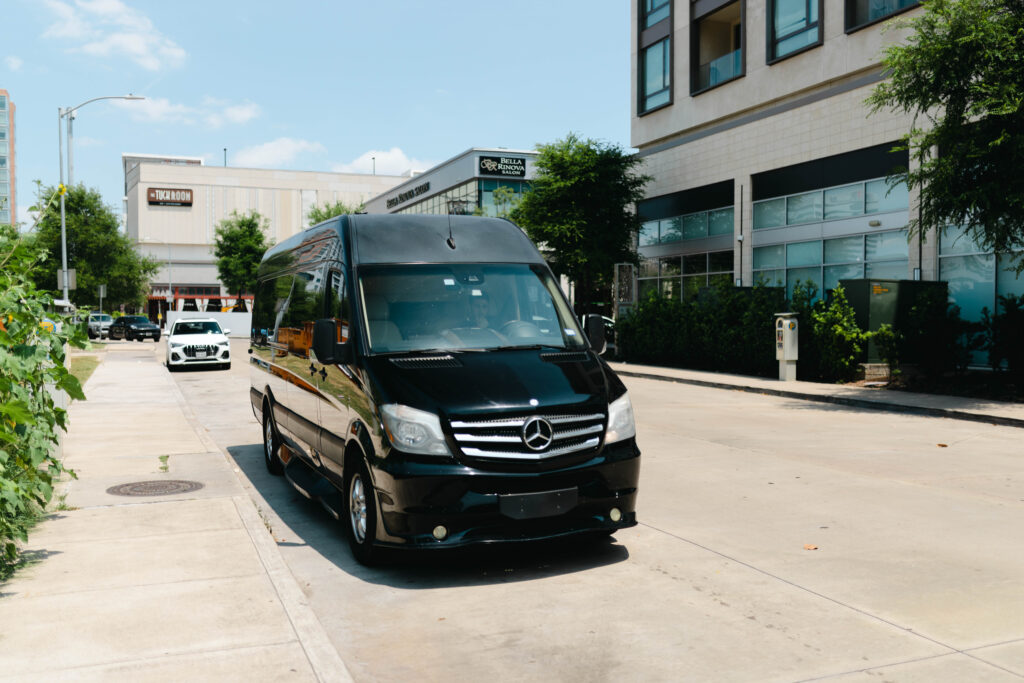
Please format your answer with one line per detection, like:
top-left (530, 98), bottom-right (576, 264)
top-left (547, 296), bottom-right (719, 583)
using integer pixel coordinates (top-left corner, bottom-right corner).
top-left (221, 362), bottom-right (231, 371)
top-left (167, 363), bottom-right (177, 373)
top-left (345, 457), bottom-right (379, 565)
top-left (262, 405), bottom-right (284, 476)
top-left (155, 335), bottom-right (161, 342)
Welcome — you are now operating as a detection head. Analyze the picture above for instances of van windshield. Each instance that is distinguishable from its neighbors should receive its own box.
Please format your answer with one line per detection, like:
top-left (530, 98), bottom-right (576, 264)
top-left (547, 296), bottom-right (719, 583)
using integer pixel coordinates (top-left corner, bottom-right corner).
top-left (358, 263), bottom-right (587, 354)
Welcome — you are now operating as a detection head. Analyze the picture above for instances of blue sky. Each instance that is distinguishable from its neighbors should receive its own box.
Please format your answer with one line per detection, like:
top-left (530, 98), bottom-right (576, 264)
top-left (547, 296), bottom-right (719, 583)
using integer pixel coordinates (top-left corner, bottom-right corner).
top-left (2, 0), bottom-right (632, 226)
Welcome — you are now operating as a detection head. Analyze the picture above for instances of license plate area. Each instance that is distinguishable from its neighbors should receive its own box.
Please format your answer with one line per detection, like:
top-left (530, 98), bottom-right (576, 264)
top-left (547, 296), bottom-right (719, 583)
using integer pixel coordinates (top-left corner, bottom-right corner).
top-left (196, 351), bottom-right (207, 358)
top-left (498, 487), bottom-right (578, 520)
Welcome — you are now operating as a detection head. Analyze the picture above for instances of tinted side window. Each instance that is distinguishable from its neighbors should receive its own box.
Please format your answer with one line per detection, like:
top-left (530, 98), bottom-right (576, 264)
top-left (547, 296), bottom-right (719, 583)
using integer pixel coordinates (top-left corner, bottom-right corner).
top-left (251, 274), bottom-right (295, 346)
top-left (327, 269), bottom-right (350, 343)
top-left (277, 264), bottom-right (326, 357)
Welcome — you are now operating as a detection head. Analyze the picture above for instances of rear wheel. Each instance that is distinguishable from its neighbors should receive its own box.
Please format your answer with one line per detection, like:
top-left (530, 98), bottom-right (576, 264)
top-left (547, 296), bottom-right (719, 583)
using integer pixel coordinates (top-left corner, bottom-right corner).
top-left (345, 458), bottom-right (379, 565)
top-left (262, 406), bottom-right (284, 475)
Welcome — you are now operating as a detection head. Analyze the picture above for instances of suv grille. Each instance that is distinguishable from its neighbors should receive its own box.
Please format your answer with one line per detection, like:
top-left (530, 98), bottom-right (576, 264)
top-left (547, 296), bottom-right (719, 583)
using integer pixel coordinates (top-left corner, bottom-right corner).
top-left (183, 344), bottom-right (218, 358)
top-left (449, 410), bottom-right (605, 462)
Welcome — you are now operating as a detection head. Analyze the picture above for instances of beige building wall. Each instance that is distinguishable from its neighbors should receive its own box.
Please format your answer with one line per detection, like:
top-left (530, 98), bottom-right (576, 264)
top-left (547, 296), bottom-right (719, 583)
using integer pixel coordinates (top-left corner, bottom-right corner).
top-left (125, 162), bottom-right (405, 300)
top-left (630, 1), bottom-right (931, 293)
top-left (630, 3), bottom-right (921, 148)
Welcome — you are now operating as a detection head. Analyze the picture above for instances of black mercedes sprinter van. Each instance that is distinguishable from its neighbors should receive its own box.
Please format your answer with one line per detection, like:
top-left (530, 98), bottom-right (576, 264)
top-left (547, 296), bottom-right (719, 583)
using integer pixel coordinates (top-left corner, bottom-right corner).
top-left (249, 214), bottom-right (639, 564)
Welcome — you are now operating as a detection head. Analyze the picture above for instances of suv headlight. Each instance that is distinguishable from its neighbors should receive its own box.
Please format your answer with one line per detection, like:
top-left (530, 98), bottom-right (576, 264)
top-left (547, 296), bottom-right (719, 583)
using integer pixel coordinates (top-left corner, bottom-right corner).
top-left (380, 404), bottom-right (452, 456)
top-left (605, 392), bottom-right (636, 444)
top-left (169, 342), bottom-right (184, 348)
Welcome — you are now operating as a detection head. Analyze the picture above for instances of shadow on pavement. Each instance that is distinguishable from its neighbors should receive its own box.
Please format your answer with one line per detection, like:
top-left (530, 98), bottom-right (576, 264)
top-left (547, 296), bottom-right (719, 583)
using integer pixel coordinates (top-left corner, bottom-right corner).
top-left (226, 444), bottom-right (630, 589)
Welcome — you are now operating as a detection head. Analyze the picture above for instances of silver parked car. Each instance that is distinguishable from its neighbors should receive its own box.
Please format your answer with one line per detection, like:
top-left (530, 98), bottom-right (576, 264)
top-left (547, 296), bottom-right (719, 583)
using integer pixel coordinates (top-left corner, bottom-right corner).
top-left (87, 313), bottom-right (113, 339)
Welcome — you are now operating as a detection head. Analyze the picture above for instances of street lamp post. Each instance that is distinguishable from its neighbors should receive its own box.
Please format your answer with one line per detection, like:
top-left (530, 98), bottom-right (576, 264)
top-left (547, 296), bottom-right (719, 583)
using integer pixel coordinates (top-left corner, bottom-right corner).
top-left (57, 94), bottom-right (145, 304)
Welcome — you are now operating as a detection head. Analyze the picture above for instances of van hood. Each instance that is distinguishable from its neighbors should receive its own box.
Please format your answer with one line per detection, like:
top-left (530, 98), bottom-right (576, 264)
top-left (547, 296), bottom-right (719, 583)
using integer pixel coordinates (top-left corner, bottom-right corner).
top-left (364, 349), bottom-right (615, 417)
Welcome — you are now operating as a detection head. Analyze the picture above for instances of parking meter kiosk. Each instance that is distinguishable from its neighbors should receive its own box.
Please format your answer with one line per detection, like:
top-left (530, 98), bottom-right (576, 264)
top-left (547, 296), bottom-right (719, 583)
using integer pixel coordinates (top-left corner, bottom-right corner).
top-left (774, 313), bottom-right (798, 381)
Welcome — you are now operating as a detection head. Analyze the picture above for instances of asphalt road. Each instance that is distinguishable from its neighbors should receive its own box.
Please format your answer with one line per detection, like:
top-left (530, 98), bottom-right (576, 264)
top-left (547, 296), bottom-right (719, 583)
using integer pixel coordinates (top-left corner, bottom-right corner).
top-left (164, 339), bottom-right (1024, 682)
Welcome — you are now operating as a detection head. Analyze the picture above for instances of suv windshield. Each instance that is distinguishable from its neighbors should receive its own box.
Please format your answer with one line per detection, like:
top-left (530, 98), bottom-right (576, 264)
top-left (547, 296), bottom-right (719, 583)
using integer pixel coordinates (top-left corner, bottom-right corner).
top-left (125, 316), bottom-right (150, 324)
top-left (358, 263), bottom-right (586, 354)
top-left (172, 321), bottom-right (223, 335)
top-left (90, 314), bottom-right (112, 323)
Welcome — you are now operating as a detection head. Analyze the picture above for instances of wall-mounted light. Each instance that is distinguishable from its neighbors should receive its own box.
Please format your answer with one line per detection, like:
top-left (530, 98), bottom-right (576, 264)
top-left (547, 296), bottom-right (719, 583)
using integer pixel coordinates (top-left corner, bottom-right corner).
top-left (868, 219), bottom-right (882, 227)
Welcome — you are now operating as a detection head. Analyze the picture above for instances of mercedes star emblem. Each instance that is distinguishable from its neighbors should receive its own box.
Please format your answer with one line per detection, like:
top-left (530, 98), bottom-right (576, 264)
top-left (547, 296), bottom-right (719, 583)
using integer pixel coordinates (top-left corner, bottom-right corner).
top-left (521, 416), bottom-right (554, 451)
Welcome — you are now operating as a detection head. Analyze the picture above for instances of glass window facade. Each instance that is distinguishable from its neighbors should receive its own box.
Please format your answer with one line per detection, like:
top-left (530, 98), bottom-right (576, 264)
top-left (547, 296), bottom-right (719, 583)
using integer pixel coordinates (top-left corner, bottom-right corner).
top-left (693, 1), bottom-right (743, 93)
top-left (754, 229), bottom-right (909, 299)
top-left (394, 179), bottom-right (530, 217)
top-left (638, 206), bottom-right (733, 245)
top-left (753, 176), bottom-right (908, 229)
top-left (846, 0), bottom-right (919, 31)
top-left (770, 0), bottom-right (821, 61)
top-left (638, 250), bottom-right (733, 301)
top-left (642, 38), bottom-right (672, 112)
top-left (644, 0), bottom-right (671, 28)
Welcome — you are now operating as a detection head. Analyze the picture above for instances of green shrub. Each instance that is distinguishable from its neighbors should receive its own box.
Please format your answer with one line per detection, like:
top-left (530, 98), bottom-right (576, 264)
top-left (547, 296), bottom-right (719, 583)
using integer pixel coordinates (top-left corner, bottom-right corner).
top-left (616, 283), bottom-right (784, 377)
top-left (0, 225), bottom-right (86, 571)
top-left (986, 294), bottom-right (1024, 378)
top-left (872, 323), bottom-right (902, 377)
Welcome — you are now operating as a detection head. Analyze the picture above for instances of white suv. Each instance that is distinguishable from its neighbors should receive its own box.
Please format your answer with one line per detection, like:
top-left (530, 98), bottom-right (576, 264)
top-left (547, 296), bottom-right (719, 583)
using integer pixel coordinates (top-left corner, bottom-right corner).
top-left (166, 318), bottom-right (231, 371)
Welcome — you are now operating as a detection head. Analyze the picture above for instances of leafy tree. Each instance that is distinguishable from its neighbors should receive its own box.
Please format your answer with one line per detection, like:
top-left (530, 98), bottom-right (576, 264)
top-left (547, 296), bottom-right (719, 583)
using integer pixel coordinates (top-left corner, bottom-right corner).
top-left (1, 221), bottom-right (86, 575)
top-left (510, 133), bottom-right (650, 313)
top-left (308, 199), bottom-right (363, 225)
top-left (30, 183), bottom-right (159, 309)
top-left (868, 0), bottom-right (1024, 255)
top-left (213, 210), bottom-right (272, 312)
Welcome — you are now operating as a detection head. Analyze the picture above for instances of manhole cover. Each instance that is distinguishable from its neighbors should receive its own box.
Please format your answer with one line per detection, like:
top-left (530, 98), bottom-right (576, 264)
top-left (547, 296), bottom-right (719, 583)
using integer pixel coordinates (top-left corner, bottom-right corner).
top-left (106, 480), bottom-right (204, 497)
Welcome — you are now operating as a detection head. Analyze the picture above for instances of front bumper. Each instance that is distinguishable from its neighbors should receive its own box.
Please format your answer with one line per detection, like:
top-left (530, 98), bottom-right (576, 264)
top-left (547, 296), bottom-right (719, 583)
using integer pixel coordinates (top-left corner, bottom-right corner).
top-left (369, 439), bottom-right (641, 548)
top-left (167, 346), bottom-right (230, 366)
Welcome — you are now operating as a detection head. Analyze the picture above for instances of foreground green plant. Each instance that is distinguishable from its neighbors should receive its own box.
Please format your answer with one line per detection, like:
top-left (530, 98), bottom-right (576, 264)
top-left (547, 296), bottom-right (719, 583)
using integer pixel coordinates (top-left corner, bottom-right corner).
top-left (0, 224), bottom-right (87, 568)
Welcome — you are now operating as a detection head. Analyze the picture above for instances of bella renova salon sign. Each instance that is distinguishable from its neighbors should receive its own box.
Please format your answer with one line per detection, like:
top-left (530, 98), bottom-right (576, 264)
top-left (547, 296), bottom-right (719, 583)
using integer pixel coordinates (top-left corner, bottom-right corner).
top-left (479, 156), bottom-right (526, 178)
top-left (147, 188), bottom-right (193, 206)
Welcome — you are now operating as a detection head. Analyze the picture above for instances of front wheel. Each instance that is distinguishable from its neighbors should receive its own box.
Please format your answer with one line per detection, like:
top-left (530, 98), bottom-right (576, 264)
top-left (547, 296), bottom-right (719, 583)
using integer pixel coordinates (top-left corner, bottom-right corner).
top-left (346, 458), bottom-right (379, 565)
top-left (262, 407), bottom-right (284, 475)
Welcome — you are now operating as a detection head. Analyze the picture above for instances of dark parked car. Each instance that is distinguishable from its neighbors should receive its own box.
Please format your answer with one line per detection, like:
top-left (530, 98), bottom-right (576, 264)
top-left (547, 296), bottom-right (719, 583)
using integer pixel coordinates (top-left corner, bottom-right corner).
top-left (109, 315), bottom-right (161, 342)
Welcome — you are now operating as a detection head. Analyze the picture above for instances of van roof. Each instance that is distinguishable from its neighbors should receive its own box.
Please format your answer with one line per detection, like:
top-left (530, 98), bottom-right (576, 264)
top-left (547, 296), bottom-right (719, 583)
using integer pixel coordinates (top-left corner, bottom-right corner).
top-left (262, 214), bottom-right (546, 268)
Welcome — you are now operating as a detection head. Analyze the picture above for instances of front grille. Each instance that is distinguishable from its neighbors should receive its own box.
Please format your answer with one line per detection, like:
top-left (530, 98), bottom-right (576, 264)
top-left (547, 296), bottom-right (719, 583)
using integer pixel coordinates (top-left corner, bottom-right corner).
top-left (183, 344), bottom-right (218, 358)
top-left (449, 410), bottom-right (605, 462)
top-left (540, 352), bottom-right (589, 363)
top-left (390, 355), bottom-right (462, 369)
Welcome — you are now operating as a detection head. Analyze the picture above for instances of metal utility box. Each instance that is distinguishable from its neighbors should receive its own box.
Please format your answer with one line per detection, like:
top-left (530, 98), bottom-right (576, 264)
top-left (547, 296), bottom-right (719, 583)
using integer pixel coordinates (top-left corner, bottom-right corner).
top-left (839, 279), bottom-right (949, 363)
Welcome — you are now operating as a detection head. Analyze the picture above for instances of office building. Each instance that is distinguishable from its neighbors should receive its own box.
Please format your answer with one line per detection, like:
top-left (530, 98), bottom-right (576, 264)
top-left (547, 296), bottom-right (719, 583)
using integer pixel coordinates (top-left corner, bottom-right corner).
top-left (0, 90), bottom-right (14, 226)
top-left (364, 148), bottom-right (536, 216)
top-left (630, 1), bottom-right (1021, 328)
top-left (124, 154), bottom-right (405, 321)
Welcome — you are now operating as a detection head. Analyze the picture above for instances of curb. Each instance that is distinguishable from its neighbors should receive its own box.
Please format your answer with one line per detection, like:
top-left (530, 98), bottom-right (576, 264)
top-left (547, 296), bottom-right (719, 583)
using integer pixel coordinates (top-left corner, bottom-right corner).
top-left (614, 368), bottom-right (1024, 430)
top-left (162, 353), bottom-right (354, 683)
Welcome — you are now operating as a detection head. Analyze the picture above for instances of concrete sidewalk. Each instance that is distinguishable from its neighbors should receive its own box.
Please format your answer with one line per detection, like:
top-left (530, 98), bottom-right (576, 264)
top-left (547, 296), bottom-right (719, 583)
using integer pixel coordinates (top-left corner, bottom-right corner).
top-left (608, 361), bottom-right (1024, 428)
top-left (0, 344), bottom-right (350, 682)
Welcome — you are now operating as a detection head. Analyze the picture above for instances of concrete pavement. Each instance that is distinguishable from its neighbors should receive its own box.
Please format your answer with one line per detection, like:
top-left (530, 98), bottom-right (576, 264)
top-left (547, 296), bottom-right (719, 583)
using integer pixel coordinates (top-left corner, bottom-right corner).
top-left (0, 342), bottom-right (350, 682)
top-left (1, 343), bottom-right (1021, 681)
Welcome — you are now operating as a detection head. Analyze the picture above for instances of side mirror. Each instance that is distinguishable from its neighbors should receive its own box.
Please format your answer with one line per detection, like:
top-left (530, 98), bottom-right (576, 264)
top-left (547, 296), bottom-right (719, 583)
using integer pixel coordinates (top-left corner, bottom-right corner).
top-left (583, 314), bottom-right (606, 355)
top-left (312, 319), bottom-right (353, 365)
top-left (223, 328), bottom-right (231, 335)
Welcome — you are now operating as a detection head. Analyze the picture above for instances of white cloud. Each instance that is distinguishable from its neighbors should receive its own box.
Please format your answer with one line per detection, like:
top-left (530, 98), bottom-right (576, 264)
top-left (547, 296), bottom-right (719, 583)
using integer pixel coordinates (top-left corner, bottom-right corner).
top-left (4, 56), bottom-right (23, 72)
top-left (112, 96), bottom-right (195, 123)
top-left (202, 98), bottom-right (261, 128)
top-left (42, 0), bottom-right (186, 71)
top-left (111, 96), bottom-right (260, 129)
top-left (233, 138), bottom-right (327, 169)
top-left (331, 148), bottom-right (435, 176)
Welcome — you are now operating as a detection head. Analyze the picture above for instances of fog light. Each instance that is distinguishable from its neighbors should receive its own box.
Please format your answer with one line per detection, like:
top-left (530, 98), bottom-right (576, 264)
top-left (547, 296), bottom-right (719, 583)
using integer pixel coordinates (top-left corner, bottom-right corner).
top-left (609, 508), bottom-right (622, 523)
top-left (432, 525), bottom-right (448, 540)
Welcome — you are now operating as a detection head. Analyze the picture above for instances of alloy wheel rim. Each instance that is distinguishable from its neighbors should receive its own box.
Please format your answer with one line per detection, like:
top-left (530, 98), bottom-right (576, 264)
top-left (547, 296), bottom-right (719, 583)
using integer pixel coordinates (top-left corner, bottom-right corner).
top-left (264, 418), bottom-right (273, 462)
top-left (349, 474), bottom-right (367, 543)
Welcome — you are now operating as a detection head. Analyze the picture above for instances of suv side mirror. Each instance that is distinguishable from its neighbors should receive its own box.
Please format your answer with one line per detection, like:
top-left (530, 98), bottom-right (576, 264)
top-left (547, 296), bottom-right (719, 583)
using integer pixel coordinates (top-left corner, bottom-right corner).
top-left (583, 314), bottom-right (606, 355)
top-left (312, 319), bottom-right (353, 365)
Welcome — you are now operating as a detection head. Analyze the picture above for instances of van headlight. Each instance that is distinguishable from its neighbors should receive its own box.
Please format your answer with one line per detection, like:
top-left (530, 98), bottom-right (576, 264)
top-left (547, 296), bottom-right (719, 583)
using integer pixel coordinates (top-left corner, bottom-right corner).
top-left (380, 404), bottom-right (452, 456)
top-left (605, 392), bottom-right (636, 444)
